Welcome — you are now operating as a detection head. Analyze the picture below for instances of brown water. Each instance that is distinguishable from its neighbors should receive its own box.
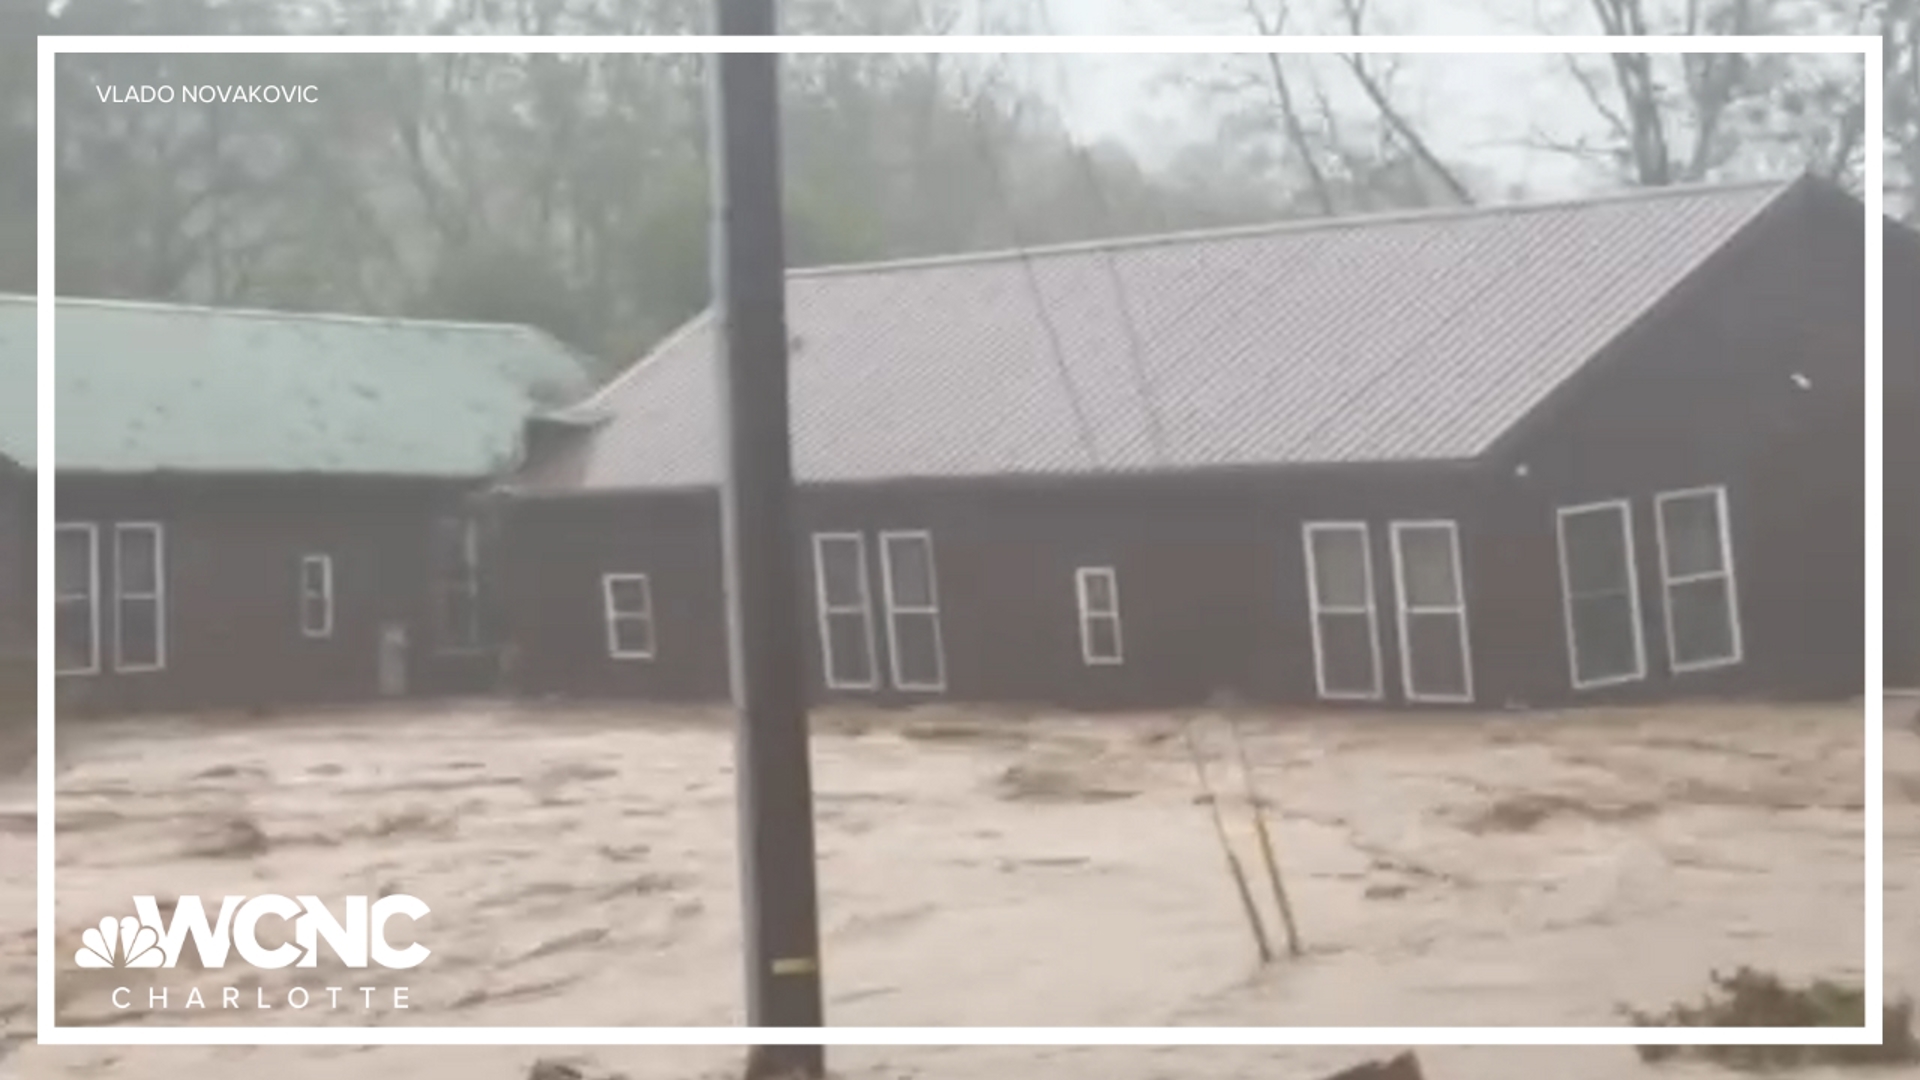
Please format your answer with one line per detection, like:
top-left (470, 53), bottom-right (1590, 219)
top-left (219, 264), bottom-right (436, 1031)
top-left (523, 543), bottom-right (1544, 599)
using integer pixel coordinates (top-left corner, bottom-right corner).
top-left (0, 697), bottom-right (1910, 1079)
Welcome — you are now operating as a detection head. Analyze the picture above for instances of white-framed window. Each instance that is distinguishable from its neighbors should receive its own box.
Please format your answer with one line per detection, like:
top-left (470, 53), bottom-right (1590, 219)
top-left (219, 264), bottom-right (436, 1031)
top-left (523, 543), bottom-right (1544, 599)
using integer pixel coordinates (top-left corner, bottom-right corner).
top-left (601, 572), bottom-right (656, 660)
top-left (1074, 566), bottom-right (1124, 666)
top-left (1389, 520), bottom-right (1474, 704)
top-left (811, 532), bottom-right (878, 690)
top-left (879, 530), bottom-right (946, 693)
top-left (1654, 485), bottom-right (1743, 673)
top-left (55, 523), bottom-right (99, 676)
top-left (299, 554), bottom-right (334, 639)
top-left (112, 522), bottom-right (165, 673)
top-left (1302, 521), bottom-right (1382, 701)
top-left (434, 516), bottom-right (484, 653)
top-left (1556, 499), bottom-right (1647, 690)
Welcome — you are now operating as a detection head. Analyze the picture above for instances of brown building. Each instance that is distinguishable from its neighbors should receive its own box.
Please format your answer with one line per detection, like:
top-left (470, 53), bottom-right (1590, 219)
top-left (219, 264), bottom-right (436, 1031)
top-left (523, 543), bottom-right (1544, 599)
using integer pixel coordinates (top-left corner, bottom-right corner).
top-left (0, 462), bottom-right (28, 707)
top-left (0, 305), bottom-right (32, 706)
top-left (30, 296), bottom-right (592, 714)
top-left (1888, 214), bottom-right (1920, 688)
top-left (499, 176), bottom-right (1900, 713)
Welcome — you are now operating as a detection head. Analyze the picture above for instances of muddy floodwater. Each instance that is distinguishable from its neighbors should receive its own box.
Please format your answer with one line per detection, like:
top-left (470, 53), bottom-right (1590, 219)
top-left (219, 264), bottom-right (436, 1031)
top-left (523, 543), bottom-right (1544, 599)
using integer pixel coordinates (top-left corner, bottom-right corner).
top-left (1, 697), bottom-right (1910, 1079)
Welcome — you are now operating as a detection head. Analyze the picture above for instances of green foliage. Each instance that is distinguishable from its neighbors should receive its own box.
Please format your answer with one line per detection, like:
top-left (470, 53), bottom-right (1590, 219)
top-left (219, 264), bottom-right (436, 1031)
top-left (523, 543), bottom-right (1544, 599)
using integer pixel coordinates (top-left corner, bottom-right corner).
top-left (2, 0), bottom-right (1307, 378)
top-left (1626, 966), bottom-right (1919, 1070)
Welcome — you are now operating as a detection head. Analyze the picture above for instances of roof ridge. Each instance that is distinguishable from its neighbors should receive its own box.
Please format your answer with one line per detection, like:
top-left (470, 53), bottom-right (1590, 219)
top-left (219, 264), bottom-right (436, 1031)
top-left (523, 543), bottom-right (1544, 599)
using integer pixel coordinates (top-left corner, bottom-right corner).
top-left (785, 176), bottom-right (1805, 281)
top-left (0, 293), bottom-right (550, 337)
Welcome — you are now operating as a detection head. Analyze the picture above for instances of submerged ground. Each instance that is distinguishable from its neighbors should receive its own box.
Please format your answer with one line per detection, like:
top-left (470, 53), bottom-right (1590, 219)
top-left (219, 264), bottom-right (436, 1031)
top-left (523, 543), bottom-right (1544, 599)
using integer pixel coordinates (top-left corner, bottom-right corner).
top-left (0, 696), bottom-right (1908, 1079)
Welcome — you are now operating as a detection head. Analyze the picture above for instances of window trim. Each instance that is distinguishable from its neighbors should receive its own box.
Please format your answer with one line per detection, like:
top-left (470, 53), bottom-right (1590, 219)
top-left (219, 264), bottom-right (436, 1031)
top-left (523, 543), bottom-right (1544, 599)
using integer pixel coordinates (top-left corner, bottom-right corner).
top-left (434, 516), bottom-right (485, 655)
top-left (111, 521), bottom-right (166, 674)
top-left (879, 529), bottom-right (947, 694)
top-left (1301, 521), bottom-right (1383, 702)
top-left (1388, 519), bottom-right (1474, 704)
top-left (1555, 498), bottom-right (1647, 691)
top-left (55, 522), bottom-right (99, 677)
top-left (601, 572), bottom-right (657, 661)
top-left (811, 532), bottom-right (879, 691)
top-left (1074, 565), bottom-right (1124, 667)
top-left (299, 554), bottom-right (334, 640)
top-left (1654, 484), bottom-right (1744, 674)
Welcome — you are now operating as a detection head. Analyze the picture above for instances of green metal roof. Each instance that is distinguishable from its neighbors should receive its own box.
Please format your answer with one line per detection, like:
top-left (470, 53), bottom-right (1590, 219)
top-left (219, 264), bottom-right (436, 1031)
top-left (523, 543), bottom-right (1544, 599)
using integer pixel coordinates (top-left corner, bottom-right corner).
top-left (0, 299), bottom-right (33, 468)
top-left (0, 295), bottom-right (595, 477)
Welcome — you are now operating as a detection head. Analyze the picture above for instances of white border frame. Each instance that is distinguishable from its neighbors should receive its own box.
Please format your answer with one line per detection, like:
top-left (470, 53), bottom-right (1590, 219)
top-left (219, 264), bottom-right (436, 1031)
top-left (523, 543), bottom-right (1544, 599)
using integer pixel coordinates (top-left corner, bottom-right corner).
top-left (298, 553), bottom-right (333, 640)
top-left (1556, 498), bottom-right (1648, 691)
top-left (810, 531), bottom-right (879, 691)
top-left (109, 521), bottom-right (165, 673)
top-left (878, 528), bottom-right (946, 693)
top-left (600, 572), bottom-right (657, 661)
top-left (1301, 520), bottom-right (1384, 702)
top-left (1654, 484), bottom-right (1745, 673)
top-left (52, 521), bottom-right (97, 676)
top-left (1073, 565), bottom-right (1124, 666)
top-left (35, 33), bottom-right (1883, 1048)
top-left (1388, 520), bottom-right (1474, 704)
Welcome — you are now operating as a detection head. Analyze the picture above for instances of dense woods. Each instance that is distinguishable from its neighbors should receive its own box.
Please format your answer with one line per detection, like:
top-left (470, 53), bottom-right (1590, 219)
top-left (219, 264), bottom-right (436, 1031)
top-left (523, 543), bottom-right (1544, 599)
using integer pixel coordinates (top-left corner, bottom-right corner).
top-left (0, 0), bottom-right (1909, 372)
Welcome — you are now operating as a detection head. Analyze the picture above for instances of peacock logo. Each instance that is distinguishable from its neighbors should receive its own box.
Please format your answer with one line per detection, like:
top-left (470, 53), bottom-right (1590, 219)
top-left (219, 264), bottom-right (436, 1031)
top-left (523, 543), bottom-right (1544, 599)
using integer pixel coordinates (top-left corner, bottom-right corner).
top-left (70, 895), bottom-right (432, 971)
top-left (75, 915), bottom-right (166, 969)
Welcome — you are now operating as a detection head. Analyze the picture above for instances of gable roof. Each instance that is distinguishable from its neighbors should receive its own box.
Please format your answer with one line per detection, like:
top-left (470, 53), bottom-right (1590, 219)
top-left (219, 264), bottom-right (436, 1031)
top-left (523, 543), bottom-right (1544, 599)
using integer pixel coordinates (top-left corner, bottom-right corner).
top-left (0, 296), bottom-right (595, 477)
top-left (518, 176), bottom-right (1826, 494)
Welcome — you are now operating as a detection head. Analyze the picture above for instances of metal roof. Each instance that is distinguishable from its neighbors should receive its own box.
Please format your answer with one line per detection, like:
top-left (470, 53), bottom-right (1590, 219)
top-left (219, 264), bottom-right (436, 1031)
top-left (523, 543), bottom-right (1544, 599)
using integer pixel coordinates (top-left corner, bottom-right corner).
top-left (0, 296), bottom-right (594, 477)
top-left (523, 177), bottom-right (1805, 492)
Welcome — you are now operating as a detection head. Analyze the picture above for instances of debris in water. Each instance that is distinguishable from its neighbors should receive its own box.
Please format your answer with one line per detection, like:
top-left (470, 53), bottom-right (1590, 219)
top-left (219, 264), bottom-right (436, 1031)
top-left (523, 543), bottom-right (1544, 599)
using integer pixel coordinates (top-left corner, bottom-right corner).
top-left (526, 1060), bottom-right (585, 1080)
top-left (526, 1060), bottom-right (626, 1080)
top-left (182, 813), bottom-right (270, 859)
top-left (1323, 1051), bottom-right (1424, 1079)
top-left (993, 761), bottom-right (1136, 804)
top-left (1458, 791), bottom-right (1657, 834)
top-left (1626, 967), bottom-right (1919, 1068)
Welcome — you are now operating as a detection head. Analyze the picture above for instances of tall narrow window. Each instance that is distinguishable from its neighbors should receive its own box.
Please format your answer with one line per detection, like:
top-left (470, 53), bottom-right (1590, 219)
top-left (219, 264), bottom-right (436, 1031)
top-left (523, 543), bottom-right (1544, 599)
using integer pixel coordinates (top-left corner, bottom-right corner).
top-left (1390, 521), bottom-right (1473, 703)
top-left (434, 516), bottom-right (484, 653)
top-left (1303, 522), bottom-right (1382, 701)
top-left (601, 573), bottom-right (656, 660)
top-left (1655, 485), bottom-right (1742, 672)
top-left (112, 522), bottom-right (165, 673)
top-left (55, 523), bottom-right (98, 676)
top-left (1075, 566), bottom-right (1124, 666)
top-left (299, 555), bottom-right (334, 639)
top-left (812, 533), bottom-right (877, 690)
top-left (1557, 499), bottom-right (1646, 689)
top-left (880, 530), bottom-right (945, 693)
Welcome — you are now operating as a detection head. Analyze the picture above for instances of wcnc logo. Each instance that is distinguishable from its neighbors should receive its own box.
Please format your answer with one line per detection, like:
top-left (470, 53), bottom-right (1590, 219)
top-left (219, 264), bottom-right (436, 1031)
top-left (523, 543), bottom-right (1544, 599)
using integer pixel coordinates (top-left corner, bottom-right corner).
top-left (75, 894), bottom-right (431, 970)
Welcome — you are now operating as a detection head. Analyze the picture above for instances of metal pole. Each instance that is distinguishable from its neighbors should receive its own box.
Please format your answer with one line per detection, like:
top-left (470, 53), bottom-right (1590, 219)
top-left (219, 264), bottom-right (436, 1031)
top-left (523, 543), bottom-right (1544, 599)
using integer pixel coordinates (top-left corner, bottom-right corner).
top-left (708, 3), bottom-right (826, 1076)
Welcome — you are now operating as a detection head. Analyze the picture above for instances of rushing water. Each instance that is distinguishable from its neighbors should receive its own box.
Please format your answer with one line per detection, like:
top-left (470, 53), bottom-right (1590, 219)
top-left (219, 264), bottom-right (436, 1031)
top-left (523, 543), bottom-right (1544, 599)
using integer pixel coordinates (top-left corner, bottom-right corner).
top-left (2, 697), bottom-right (1909, 1079)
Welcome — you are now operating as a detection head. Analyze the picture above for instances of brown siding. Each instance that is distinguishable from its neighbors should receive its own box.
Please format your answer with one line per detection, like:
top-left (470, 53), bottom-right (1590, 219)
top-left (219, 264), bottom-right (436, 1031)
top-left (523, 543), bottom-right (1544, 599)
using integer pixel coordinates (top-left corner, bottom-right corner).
top-left (1487, 183), bottom-right (1869, 704)
top-left (55, 475), bottom-right (480, 714)
top-left (501, 188), bottom-right (1872, 714)
top-left (0, 470), bottom-right (29, 717)
top-left (1886, 221), bottom-right (1920, 686)
top-left (0, 469), bottom-right (28, 661)
top-left (501, 467), bottom-right (1537, 712)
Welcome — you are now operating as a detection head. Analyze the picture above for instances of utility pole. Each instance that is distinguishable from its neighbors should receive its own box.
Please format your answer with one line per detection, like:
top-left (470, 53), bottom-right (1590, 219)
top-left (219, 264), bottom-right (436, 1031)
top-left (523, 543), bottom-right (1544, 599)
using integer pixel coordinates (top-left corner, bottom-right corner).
top-left (708, 2), bottom-right (827, 1077)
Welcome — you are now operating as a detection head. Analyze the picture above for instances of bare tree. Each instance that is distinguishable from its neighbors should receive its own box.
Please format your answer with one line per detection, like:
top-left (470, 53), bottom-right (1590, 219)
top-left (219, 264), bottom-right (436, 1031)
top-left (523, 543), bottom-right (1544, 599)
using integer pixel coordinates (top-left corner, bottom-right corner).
top-left (1327, 0), bottom-right (1477, 204)
top-left (1890, 0), bottom-right (1920, 219)
top-left (1535, 0), bottom-right (1870, 190)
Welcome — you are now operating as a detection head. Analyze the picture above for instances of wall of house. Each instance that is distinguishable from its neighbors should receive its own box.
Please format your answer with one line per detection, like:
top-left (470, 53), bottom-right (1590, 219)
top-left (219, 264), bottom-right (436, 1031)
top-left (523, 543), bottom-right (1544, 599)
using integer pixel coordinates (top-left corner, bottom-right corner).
top-left (0, 470), bottom-right (27, 656)
top-left (0, 468), bottom-right (30, 713)
top-left (1885, 220), bottom-right (1920, 687)
top-left (54, 475), bottom-right (481, 714)
top-left (498, 466), bottom-right (1533, 713)
top-left (1481, 182), bottom-right (1870, 706)
top-left (499, 184), bottom-right (1876, 716)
